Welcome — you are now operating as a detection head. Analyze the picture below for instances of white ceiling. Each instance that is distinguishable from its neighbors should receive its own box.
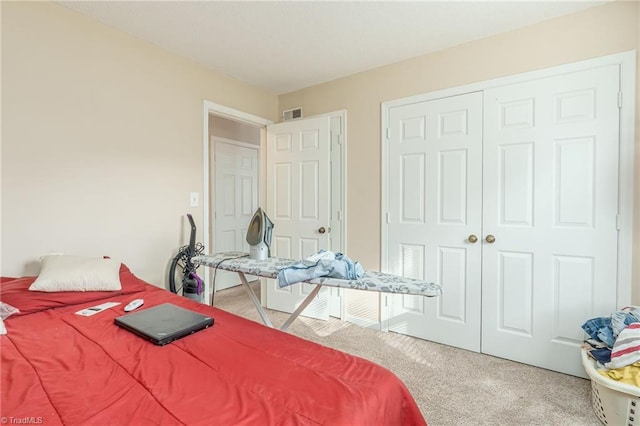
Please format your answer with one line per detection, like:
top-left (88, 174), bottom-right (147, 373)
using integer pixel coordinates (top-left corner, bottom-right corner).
top-left (58, 1), bottom-right (608, 95)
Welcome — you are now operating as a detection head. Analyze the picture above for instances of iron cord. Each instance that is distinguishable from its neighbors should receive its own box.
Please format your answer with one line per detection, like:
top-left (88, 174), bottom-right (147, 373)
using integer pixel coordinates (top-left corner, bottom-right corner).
top-left (210, 254), bottom-right (249, 306)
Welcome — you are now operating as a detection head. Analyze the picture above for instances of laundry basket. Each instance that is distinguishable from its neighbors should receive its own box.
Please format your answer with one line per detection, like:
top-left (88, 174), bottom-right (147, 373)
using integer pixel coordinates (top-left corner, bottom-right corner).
top-left (582, 348), bottom-right (640, 425)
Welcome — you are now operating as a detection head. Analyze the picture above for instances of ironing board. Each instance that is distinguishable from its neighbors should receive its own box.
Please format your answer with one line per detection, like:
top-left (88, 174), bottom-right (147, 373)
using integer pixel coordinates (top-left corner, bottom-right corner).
top-left (192, 252), bottom-right (442, 331)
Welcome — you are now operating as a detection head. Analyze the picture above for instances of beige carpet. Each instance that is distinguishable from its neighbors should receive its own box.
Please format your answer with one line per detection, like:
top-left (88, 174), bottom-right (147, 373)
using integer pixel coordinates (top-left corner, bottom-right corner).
top-left (212, 284), bottom-right (600, 426)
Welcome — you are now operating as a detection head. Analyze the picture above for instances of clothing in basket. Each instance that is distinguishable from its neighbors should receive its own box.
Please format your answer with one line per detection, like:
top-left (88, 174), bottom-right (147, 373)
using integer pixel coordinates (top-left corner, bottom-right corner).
top-left (582, 307), bottom-right (640, 348)
top-left (599, 362), bottom-right (640, 387)
top-left (605, 322), bottom-right (640, 369)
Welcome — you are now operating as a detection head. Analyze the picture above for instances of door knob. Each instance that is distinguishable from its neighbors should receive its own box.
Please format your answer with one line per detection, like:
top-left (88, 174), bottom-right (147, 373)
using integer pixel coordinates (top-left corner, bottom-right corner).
top-left (468, 234), bottom-right (478, 243)
top-left (318, 227), bottom-right (326, 234)
top-left (485, 234), bottom-right (496, 244)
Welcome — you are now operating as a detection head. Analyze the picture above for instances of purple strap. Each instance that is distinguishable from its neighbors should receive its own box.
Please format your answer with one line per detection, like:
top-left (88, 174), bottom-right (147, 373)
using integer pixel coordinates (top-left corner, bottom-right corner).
top-left (189, 272), bottom-right (204, 295)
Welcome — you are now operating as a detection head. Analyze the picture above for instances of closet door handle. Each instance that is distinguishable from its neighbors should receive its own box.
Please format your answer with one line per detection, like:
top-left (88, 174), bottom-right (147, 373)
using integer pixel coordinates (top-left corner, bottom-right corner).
top-left (485, 234), bottom-right (496, 244)
top-left (468, 234), bottom-right (478, 243)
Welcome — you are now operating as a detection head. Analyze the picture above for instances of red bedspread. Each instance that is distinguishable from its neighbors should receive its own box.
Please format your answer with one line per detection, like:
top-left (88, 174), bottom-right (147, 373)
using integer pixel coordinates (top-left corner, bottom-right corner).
top-left (1, 278), bottom-right (426, 425)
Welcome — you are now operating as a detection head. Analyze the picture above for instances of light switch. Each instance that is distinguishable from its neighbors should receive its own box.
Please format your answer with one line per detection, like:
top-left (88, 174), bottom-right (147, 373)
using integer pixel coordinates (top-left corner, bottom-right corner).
top-left (190, 192), bottom-right (199, 207)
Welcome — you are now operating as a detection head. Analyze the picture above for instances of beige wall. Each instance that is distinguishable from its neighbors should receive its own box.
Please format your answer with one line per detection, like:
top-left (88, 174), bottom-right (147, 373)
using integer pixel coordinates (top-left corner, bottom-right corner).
top-left (280, 1), bottom-right (640, 305)
top-left (209, 116), bottom-right (261, 145)
top-left (0, 2), bottom-right (278, 286)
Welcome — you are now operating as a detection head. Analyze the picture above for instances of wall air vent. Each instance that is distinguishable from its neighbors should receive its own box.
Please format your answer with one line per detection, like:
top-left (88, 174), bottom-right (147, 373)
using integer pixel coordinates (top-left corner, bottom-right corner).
top-left (282, 107), bottom-right (303, 121)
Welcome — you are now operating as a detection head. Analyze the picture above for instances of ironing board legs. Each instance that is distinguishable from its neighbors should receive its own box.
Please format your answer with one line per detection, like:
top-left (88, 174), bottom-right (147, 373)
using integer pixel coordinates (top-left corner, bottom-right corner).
top-left (236, 271), bottom-right (322, 332)
top-left (279, 284), bottom-right (322, 331)
top-left (237, 272), bottom-right (274, 328)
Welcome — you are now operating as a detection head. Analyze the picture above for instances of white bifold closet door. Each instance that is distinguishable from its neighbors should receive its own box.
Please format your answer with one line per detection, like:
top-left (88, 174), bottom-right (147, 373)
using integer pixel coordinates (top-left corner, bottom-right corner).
top-left (387, 92), bottom-right (484, 352)
top-left (386, 64), bottom-right (621, 376)
top-left (481, 65), bottom-right (620, 376)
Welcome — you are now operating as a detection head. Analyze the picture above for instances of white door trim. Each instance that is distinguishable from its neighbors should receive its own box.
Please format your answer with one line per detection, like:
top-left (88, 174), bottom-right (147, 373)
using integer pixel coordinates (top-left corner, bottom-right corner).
top-left (202, 101), bottom-right (272, 302)
top-left (330, 111), bottom-right (348, 319)
top-left (381, 50), bottom-right (636, 311)
top-left (327, 110), bottom-right (348, 256)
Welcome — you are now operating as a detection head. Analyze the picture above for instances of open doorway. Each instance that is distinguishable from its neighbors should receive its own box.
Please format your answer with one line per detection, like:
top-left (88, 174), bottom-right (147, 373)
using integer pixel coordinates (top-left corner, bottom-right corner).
top-left (201, 101), bottom-right (272, 302)
top-left (208, 115), bottom-right (260, 291)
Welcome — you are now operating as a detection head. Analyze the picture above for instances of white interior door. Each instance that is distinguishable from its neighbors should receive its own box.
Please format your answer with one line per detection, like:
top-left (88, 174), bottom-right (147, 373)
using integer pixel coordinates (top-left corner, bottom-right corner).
top-left (213, 140), bottom-right (259, 290)
top-left (265, 116), bottom-right (332, 320)
top-left (386, 92), bottom-right (483, 352)
top-left (481, 65), bottom-right (621, 377)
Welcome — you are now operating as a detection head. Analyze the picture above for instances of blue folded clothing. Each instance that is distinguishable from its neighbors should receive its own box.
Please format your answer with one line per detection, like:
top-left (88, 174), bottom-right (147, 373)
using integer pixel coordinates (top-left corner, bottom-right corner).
top-left (582, 307), bottom-right (640, 348)
top-left (277, 250), bottom-right (364, 288)
top-left (588, 347), bottom-right (612, 364)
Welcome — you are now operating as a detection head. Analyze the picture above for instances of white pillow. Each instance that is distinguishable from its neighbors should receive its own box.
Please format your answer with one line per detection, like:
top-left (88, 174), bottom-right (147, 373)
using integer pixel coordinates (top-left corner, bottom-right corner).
top-left (29, 255), bottom-right (122, 292)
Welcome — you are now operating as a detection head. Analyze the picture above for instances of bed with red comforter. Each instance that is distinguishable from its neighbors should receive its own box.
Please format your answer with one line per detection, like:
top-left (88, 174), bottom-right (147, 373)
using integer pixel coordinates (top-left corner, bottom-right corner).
top-left (1, 265), bottom-right (426, 425)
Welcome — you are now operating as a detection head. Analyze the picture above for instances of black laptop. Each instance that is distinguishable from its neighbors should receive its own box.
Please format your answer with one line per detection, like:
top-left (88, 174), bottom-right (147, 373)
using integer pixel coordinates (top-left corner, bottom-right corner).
top-left (114, 303), bottom-right (214, 346)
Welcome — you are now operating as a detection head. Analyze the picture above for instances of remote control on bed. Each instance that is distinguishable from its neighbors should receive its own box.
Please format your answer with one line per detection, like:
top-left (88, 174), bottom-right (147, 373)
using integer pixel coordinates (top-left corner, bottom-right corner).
top-left (124, 299), bottom-right (144, 312)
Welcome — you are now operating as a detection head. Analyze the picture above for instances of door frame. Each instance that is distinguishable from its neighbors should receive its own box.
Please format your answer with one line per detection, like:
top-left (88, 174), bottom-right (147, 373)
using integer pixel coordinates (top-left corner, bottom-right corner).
top-left (381, 50), bottom-right (636, 323)
top-left (202, 101), bottom-right (272, 302)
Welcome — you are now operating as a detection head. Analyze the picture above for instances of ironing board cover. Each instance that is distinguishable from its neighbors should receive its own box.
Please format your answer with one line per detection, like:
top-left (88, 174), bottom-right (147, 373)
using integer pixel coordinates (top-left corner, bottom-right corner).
top-left (192, 252), bottom-right (442, 297)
